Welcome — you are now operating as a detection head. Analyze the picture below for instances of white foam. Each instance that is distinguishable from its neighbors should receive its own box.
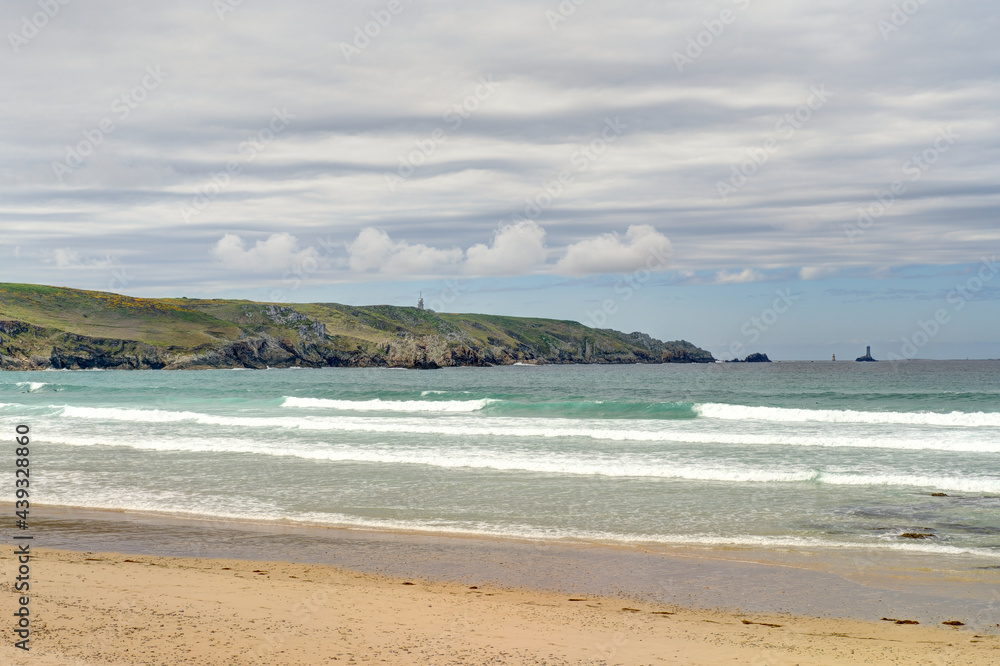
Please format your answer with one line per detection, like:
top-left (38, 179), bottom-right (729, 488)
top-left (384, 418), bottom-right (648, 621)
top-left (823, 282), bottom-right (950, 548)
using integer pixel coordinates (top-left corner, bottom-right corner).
top-left (281, 396), bottom-right (497, 412)
top-left (44, 434), bottom-right (806, 481)
top-left (818, 472), bottom-right (999, 494)
top-left (61, 406), bottom-right (200, 422)
top-left (695, 403), bottom-right (998, 428)
top-left (53, 406), bottom-right (998, 453)
top-left (25, 493), bottom-right (1000, 560)
top-left (629, 534), bottom-right (1000, 558)
top-left (15, 382), bottom-right (48, 391)
top-left (41, 434), bottom-right (999, 492)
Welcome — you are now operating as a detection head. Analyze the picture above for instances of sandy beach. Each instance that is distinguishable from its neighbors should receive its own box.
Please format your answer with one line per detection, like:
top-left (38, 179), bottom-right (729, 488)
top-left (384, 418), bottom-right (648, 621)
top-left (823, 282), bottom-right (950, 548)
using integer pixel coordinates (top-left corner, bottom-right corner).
top-left (1, 546), bottom-right (996, 665)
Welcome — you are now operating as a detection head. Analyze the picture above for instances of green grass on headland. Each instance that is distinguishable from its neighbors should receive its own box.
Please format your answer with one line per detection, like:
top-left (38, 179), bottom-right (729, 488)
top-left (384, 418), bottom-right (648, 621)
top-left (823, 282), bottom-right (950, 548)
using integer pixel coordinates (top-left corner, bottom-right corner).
top-left (0, 283), bottom-right (714, 369)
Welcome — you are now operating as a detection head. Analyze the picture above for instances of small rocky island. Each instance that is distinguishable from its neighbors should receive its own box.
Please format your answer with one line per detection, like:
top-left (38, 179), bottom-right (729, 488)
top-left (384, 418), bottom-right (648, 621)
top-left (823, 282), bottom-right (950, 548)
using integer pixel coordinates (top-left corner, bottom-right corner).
top-left (726, 352), bottom-right (771, 363)
top-left (856, 346), bottom-right (878, 362)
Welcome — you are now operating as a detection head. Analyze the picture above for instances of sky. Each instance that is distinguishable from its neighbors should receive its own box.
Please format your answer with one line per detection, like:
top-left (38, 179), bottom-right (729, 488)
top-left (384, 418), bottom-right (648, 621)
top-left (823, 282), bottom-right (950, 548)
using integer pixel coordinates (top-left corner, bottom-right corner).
top-left (1, 0), bottom-right (998, 360)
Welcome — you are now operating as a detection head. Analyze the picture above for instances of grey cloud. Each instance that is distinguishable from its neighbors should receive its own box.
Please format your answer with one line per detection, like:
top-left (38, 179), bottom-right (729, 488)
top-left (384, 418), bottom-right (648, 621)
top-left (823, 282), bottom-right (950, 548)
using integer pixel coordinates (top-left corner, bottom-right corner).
top-left (1, 0), bottom-right (998, 288)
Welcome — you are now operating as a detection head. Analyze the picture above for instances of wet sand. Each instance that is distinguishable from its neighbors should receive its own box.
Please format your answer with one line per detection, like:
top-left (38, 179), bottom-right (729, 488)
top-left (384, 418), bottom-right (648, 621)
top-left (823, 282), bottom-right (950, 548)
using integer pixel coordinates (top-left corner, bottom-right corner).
top-left (1, 505), bottom-right (998, 664)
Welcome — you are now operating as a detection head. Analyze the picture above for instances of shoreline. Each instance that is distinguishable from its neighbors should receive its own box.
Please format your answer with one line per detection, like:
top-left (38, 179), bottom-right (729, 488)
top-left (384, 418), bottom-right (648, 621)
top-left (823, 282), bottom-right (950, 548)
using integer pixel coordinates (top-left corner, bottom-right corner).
top-left (4, 358), bottom-right (999, 372)
top-left (2, 547), bottom-right (997, 665)
top-left (16, 505), bottom-right (1000, 633)
top-left (22, 501), bottom-right (1000, 575)
top-left (6, 357), bottom-right (998, 366)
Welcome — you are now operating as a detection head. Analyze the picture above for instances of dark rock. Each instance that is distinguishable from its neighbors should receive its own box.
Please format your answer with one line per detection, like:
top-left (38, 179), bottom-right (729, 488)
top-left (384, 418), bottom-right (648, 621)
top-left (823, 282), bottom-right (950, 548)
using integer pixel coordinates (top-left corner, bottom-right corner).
top-left (726, 352), bottom-right (771, 363)
top-left (899, 532), bottom-right (935, 539)
top-left (931, 492), bottom-right (948, 497)
top-left (0, 322), bottom-right (167, 370)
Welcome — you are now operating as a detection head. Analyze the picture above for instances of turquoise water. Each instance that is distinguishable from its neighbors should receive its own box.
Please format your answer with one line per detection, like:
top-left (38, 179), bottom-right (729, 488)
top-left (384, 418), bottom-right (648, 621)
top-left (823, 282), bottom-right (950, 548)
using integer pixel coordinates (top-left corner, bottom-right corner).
top-left (2, 361), bottom-right (998, 561)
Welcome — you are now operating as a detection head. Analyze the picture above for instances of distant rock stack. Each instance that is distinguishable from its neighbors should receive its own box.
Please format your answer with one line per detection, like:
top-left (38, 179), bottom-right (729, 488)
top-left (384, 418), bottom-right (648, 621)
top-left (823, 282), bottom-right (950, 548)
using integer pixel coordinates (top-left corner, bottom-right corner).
top-left (725, 352), bottom-right (771, 363)
top-left (856, 345), bottom-right (877, 362)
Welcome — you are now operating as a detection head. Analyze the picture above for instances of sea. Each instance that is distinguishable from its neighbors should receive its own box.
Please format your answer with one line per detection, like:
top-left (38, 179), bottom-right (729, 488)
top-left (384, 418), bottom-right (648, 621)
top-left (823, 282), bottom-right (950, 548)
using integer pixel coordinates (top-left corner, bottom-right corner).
top-left (2, 360), bottom-right (998, 566)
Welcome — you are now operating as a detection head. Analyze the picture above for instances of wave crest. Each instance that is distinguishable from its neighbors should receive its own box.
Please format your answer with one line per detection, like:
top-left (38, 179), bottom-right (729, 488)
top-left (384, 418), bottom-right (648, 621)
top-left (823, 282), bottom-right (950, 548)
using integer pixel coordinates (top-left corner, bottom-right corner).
top-left (695, 403), bottom-right (997, 427)
top-left (281, 396), bottom-right (496, 412)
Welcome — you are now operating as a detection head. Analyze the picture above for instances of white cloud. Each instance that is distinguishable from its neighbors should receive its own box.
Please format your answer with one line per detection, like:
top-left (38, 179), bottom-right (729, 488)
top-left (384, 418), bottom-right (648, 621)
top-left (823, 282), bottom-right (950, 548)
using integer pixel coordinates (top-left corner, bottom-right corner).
top-left (211, 233), bottom-right (319, 273)
top-left (555, 225), bottom-right (672, 276)
top-left (3, 2), bottom-right (998, 291)
top-left (346, 223), bottom-right (675, 278)
top-left (52, 248), bottom-right (115, 269)
top-left (799, 266), bottom-right (839, 280)
top-left (714, 268), bottom-right (765, 284)
top-left (346, 229), bottom-right (394, 272)
top-left (347, 228), bottom-right (462, 275)
top-left (464, 220), bottom-right (548, 276)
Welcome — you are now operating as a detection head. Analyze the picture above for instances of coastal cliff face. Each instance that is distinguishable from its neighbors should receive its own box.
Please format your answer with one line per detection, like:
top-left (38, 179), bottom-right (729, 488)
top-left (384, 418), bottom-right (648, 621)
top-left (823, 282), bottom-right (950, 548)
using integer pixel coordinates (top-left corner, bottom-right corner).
top-left (0, 284), bottom-right (714, 370)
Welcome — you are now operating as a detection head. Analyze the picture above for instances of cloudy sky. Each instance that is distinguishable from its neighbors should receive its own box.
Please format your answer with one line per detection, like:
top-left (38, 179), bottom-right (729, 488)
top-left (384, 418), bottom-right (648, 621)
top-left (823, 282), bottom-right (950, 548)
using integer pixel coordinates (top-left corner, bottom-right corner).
top-left (2, 0), bottom-right (998, 359)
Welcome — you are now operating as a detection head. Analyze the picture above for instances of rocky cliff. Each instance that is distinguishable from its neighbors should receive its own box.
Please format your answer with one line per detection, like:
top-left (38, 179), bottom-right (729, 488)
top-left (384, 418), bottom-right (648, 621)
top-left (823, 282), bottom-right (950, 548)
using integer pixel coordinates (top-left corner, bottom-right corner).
top-left (0, 283), bottom-right (714, 370)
